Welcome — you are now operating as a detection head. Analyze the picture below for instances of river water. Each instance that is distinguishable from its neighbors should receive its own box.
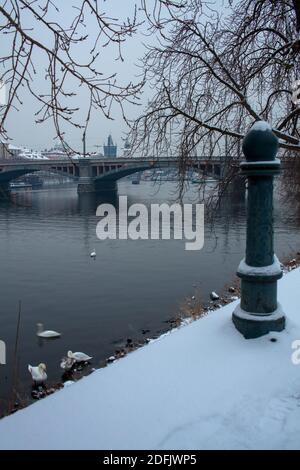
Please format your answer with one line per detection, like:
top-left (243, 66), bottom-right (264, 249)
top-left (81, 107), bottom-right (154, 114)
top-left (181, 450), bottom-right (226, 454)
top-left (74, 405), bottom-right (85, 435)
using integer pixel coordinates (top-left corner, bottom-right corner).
top-left (0, 180), bottom-right (299, 415)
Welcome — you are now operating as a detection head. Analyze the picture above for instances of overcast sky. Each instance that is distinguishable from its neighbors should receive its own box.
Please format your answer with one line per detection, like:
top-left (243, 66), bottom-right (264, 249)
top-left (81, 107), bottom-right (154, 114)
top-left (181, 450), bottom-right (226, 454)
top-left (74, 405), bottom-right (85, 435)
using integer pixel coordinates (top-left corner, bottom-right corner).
top-left (3, 0), bottom-right (151, 152)
top-left (2, 0), bottom-right (225, 154)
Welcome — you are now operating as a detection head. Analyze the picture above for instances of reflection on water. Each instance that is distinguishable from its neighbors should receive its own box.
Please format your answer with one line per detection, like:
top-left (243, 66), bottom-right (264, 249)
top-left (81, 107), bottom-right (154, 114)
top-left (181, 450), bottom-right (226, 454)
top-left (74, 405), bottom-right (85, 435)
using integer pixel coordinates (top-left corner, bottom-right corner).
top-left (0, 179), bottom-right (299, 415)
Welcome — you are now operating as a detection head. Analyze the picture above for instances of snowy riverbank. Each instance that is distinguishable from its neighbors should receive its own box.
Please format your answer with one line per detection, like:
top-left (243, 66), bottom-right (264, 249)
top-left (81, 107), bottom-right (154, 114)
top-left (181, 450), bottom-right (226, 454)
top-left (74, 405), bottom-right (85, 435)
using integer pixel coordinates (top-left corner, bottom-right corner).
top-left (0, 268), bottom-right (300, 450)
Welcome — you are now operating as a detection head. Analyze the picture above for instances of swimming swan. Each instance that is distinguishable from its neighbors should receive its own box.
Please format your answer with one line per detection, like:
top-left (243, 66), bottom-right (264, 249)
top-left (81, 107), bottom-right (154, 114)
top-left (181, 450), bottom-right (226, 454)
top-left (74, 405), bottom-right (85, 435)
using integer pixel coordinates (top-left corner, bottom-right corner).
top-left (37, 323), bottom-right (61, 339)
top-left (67, 350), bottom-right (92, 362)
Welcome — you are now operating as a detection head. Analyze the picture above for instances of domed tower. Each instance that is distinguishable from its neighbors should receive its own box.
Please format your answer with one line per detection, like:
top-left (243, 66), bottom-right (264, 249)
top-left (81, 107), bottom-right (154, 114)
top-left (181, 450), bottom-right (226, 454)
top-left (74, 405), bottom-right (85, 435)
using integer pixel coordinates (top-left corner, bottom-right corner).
top-left (123, 137), bottom-right (131, 157)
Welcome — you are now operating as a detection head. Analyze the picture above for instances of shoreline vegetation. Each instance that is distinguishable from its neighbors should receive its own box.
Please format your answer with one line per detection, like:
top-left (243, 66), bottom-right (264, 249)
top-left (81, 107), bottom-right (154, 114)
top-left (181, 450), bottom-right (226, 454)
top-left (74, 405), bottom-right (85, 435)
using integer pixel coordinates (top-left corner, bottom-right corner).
top-left (3, 249), bottom-right (300, 418)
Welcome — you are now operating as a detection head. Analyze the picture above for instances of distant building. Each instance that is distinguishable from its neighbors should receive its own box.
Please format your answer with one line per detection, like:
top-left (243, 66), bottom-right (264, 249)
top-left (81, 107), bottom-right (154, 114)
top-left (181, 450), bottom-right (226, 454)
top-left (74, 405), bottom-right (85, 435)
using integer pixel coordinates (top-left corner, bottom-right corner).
top-left (53, 143), bottom-right (65, 152)
top-left (41, 148), bottom-right (67, 160)
top-left (41, 142), bottom-right (69, 160)
top-left (8, 144), bottom-right (23, 158)
top-left (0, 141), bottom-right (10, 160)
top-left (1, 141), bottom-right (49, 160)
top-left (123, 137), bottom-right (131, 157)
top-left (103, 135), bottom-right (117, 158)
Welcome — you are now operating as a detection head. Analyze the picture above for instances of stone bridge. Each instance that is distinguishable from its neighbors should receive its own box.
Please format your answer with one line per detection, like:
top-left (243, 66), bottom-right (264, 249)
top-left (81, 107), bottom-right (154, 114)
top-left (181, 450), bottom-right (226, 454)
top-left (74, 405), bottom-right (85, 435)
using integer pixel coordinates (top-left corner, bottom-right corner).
top-left (0, 156), bottom-right (235, 195)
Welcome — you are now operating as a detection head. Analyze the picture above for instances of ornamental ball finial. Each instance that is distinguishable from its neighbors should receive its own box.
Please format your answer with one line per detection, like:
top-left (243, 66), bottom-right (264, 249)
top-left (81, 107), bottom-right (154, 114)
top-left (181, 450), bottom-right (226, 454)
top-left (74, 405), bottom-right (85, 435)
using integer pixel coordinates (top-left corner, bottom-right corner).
top-left (242, 121), bottom-right (279, 162)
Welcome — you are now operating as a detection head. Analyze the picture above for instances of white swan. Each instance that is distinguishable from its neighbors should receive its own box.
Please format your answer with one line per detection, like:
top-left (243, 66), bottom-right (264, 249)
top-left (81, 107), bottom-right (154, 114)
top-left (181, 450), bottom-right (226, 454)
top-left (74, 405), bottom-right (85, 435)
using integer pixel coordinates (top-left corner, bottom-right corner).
top-left (37, 323), bottom-right (61, 338)
top-left (60, 356), bottom-right (75, 371)
top-left (28, 363), bottom-right (47, 384)
top-left (90, 249), bottom-right (96, 258)
top-left (68, 350), bottom-right (92, 362)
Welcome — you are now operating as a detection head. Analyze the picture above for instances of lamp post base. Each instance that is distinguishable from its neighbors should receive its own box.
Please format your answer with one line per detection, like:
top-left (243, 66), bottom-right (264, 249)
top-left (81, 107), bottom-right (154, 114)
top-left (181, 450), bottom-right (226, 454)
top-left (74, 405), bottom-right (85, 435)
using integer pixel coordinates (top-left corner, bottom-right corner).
top-left (232, 304), bottom-right (285, 339)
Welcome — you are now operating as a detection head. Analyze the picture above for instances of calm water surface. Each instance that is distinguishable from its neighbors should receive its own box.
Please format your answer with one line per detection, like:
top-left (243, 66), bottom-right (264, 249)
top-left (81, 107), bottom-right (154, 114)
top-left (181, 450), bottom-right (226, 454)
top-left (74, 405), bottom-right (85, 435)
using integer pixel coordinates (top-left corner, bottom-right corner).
top-left (0, 180), bottom-right (299, 414)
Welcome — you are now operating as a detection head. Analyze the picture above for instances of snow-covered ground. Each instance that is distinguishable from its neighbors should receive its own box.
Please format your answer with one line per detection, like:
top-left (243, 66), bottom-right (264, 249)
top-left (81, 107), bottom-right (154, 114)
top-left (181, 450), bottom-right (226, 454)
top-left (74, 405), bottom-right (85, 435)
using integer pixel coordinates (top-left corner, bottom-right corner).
top-left (0, 268), bottom-right (300, 450)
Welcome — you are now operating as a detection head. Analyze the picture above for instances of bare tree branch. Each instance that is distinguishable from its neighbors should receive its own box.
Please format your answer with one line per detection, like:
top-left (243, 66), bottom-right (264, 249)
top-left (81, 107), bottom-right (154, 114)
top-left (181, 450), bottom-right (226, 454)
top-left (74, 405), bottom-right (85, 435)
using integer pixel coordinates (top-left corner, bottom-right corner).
top-left (0, 0), bottom-right (144, 154)
top-left (132, 0), bottom-right (300, 168)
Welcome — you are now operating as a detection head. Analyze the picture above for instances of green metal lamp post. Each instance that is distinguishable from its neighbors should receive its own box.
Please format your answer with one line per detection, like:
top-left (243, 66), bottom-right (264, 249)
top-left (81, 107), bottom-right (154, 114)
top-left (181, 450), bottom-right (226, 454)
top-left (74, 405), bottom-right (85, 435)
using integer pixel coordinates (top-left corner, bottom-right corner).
top-left (232, 121), bottom-right (285, 339)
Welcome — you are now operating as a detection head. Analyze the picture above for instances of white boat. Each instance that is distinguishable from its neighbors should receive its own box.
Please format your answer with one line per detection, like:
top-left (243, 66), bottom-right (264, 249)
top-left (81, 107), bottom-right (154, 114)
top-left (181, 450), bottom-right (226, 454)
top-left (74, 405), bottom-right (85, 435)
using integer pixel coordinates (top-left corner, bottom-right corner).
top-left (9, 181), bottom-right (32, 189)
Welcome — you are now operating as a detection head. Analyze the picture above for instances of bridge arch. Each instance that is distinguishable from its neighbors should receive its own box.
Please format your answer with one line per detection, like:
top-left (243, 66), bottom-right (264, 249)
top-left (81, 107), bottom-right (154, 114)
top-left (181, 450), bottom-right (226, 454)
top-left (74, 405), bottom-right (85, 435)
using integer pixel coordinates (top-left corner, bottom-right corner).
top-left (0, 166), bottom-right (78, 186)
top-left (94, 164), bottom-right (154, 183)
top-left (0, 168), bottom-right (39, 184)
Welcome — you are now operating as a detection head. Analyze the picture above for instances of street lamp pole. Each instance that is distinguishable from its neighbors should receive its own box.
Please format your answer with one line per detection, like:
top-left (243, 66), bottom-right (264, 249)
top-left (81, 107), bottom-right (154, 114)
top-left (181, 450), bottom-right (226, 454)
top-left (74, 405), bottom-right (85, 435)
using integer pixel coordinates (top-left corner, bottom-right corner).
top-left (82, 131), bottom-right (86, 158)
top-left (232, 121), bottom-right (285, 339)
